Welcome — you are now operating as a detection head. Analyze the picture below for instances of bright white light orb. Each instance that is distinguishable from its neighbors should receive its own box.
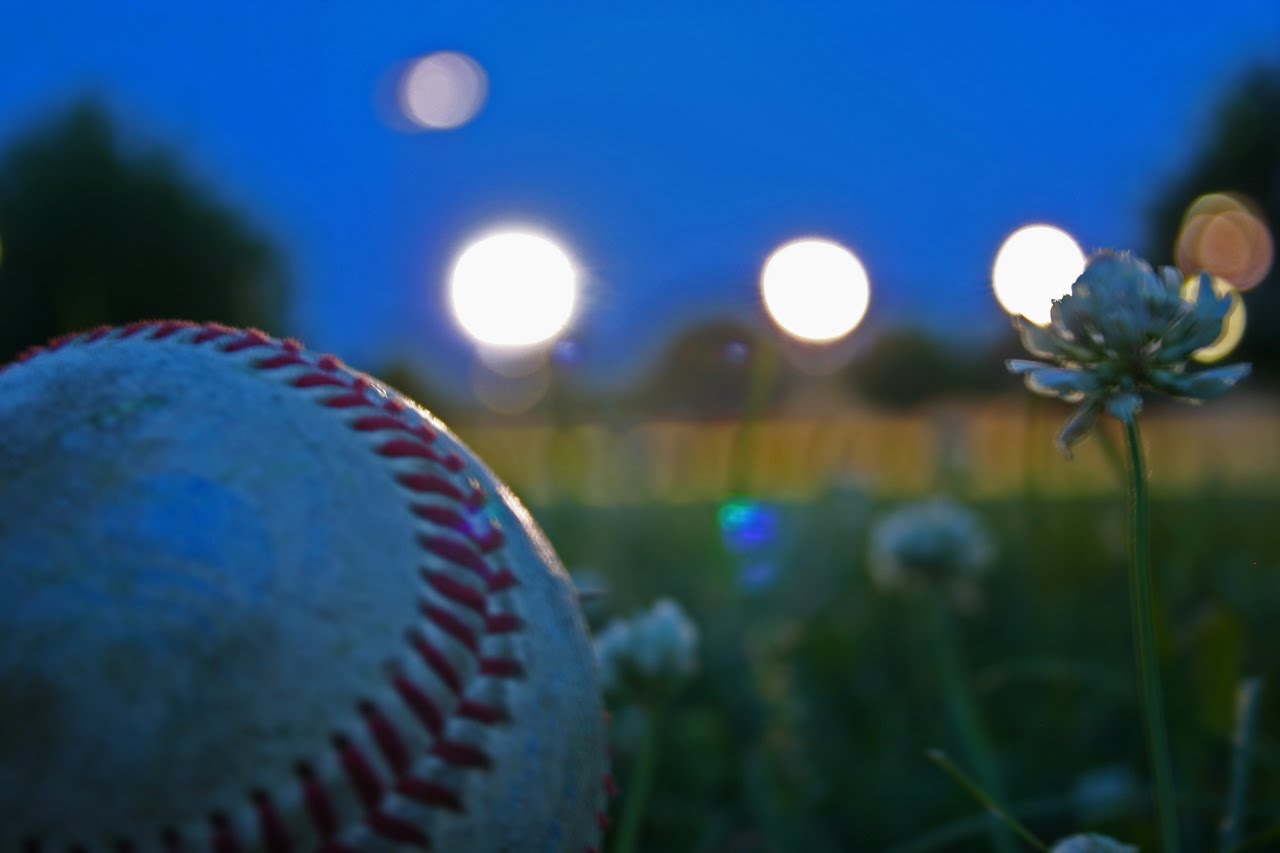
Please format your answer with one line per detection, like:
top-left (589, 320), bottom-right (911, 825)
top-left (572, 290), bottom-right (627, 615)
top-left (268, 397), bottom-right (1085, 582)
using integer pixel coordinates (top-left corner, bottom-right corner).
top-left (760, 239), bottom-right (871, 342)
top-left (399, 51), bottom-right (488, 130)
top-left (450, 231), bottom-right (578, 348)
top-left (992, 224), bottom-right (1087, 326)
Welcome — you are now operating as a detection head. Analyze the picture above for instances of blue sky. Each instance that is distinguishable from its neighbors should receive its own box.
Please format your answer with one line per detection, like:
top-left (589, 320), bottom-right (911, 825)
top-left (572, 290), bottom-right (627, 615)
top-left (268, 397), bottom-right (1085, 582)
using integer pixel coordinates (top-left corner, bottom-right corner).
top-left (2, 2), bottom-right (1278, 393)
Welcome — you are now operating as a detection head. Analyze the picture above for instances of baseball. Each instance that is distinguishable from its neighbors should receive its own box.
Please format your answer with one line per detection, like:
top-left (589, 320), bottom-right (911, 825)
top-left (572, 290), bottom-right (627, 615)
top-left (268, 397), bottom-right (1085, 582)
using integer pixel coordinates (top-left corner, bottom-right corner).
top-left (0, 322), bottom-right (610, 851)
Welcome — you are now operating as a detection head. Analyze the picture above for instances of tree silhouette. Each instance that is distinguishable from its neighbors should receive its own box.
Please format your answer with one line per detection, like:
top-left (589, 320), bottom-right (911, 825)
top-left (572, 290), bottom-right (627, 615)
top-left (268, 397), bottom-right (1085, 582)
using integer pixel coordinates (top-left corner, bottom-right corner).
top-left (0, 100), bottom-right (286, 360)
top-left (622, 321), bottom-right (779, 418)
top-left (1146, 66), bottom-right (1280, 377)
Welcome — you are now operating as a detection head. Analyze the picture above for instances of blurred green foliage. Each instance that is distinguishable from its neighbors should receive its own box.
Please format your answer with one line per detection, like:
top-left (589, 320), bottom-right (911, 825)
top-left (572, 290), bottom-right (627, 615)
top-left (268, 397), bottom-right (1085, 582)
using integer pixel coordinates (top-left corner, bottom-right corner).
top-left (539, 490), bottom-right (1280, 851)
top-left (0, 101), bottom-right (286, 361)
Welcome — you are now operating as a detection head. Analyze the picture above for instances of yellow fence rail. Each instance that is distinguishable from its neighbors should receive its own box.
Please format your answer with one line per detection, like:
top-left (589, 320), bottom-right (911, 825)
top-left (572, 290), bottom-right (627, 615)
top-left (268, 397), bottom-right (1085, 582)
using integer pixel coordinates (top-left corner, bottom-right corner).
top-left (454, 397), bottom-right (1280, 506)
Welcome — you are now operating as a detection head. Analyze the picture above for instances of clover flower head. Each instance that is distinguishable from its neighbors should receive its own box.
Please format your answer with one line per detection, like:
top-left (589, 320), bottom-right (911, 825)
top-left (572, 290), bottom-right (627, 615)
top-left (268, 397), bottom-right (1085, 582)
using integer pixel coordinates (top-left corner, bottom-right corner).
top-left (594, 597), bottom-right (699, 701)
top-left (1008, 250), bottom-right (1250, 455)
top-left (1049, 834), bottom-right (1137, 853)
top-left (868, 498), bottom-right (994, 595)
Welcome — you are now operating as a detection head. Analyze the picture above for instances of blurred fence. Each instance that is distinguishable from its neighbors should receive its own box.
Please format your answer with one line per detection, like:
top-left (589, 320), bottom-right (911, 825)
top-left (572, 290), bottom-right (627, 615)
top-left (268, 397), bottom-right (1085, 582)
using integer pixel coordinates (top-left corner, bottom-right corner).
top-left (456, 395), bottom-right (1280, 505)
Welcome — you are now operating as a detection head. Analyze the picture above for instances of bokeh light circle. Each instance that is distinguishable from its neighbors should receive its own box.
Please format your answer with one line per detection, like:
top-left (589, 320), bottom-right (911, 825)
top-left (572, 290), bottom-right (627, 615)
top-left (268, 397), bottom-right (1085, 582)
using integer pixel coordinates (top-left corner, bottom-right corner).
top-left (760, 239), bottom-right (871, 343)
top-left (449, 231), bottom-right (578, 349)
top-left (992, 224), bottom-right (1086, 326)
top-left (1183, 275), bottom-right (1247, 364)
top-left (1175, 192), bottom-right (1272, 292)
top-left (399, 51), bottom-right (488, 130)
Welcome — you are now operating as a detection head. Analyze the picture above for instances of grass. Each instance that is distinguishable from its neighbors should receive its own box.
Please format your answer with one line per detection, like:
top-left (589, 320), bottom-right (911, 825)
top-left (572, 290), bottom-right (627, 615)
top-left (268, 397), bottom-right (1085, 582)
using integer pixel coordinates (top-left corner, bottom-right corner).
top-left (532, 491), bottom-right (1280, 851)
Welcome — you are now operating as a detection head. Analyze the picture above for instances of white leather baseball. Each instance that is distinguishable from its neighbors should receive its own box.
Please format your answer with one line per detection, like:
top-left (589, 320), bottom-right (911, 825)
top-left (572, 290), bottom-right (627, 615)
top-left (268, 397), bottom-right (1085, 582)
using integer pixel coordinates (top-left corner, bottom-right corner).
top-left (0, 322), bottom-right (610, 852)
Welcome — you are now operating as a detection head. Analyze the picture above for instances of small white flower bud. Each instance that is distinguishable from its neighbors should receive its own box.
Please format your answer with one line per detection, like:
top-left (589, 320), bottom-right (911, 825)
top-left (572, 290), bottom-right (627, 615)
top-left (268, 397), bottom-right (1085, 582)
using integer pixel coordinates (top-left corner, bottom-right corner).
top-left (593, 598), bottom-right (699, 701)
top-left (868, 499), bottom-right (994, 595)
top-left (1049, 833), bottom-right (1137, 853)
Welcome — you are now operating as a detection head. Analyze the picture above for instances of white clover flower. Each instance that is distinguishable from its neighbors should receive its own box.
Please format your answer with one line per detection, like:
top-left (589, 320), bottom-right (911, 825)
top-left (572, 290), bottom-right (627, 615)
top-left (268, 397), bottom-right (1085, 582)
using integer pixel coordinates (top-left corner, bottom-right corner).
top-left (592, 619), bottom-right (635, 697)
top-left (593, 597), bottom-right (699, 702)
top-left (1050, 834), bottom-right (1137, 853)
top-left (868, 499), bottom-right (994, 595)
top-left (1008, 250), bottom-right (1250, 456)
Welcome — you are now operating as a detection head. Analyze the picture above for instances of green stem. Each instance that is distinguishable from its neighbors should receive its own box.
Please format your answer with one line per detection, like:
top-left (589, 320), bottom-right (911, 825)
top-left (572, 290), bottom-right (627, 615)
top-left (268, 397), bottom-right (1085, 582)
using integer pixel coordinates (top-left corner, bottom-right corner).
top-left (925, 750), bottom-right (1048, 852)
top-left (1123, 418), bottom-right (1180, 851)
top-left (1220, 677), bottom-right (1264, 852)
top-left (926, 595), bottom-right (1016, 853)
top-left (613, 706), bottom-right (660, 853)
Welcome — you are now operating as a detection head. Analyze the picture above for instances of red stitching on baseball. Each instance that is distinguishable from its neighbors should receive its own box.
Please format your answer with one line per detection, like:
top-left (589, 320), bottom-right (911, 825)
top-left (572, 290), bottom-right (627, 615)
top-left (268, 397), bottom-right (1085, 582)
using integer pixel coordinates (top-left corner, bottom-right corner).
top-left (366, 811), bottom-right (428, 847)
top-left (485, 613), bottom-right (522, 634)
top-left (417, 534), bottom-right (496, 586)
top-left (422, 602), bottom-right (480, 654)
top-left (250, 789), bottom-right (293, 853)
top-left (480, 657), bottom-right (525, 678)
top-left (118, 321), bottom-right (153, 339)
top-left (255, 352), bottom-right (309, 370)
top-left (291, 373), bottom-right (348, 389)
top-left (393, 674), bottom-right (445, 736)
top-left (431, 740), bottom-right (492, 769)
top-left (396, 778), bottom-right (463, 813)
top-left (358, 700), bottom-right (412, 776)
top-left (191, 324), bottom-right (233, 344)
top-left (297, 762), bottom-right (339, 839)
top-left (488, 569), bottom-right (519, 593)
top-left (424, 570), bottom-right (487, 613)
top-left (411, 503), bottom-right (471, 536)
top-left (408, 629), bottom-right (464, 694)
top-left (474, 525), bottom-right (506, 554)
top-left (334, 734), bottom-right (383, 810)
top-left (322, 392), bottom-right (374, 409)
top-left (458, 699), bottom-right (509, 725)
top-left (221, 330), bottom-right (272, 353)
top-left (350, 414), bottom-right (422, 435)
top-left (377, 438), bottom-right (443, 462)
top-left (5, 322), bottom-right (611, 852)
top-left (396, 473), bottom-right (467, 502)
top-left (149, 320), bottom-right (192, 340)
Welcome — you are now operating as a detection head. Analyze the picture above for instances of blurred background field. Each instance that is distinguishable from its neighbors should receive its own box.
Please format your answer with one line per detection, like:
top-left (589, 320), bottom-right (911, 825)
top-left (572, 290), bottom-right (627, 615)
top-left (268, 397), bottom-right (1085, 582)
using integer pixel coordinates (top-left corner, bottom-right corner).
top-left (456, 396), bottom-right (1280, 849)
top-left (535, 487), bottom-right (1280, 850)
top-left (4, 3), bottom-right (1280, 850)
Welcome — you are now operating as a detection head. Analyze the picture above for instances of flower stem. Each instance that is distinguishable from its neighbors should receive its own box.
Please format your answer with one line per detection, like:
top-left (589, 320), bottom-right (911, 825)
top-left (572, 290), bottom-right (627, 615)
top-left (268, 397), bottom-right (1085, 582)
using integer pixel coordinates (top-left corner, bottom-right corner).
top-left (1123, 418), bottom-right (1180, 851)
top-left (925, 595), bottom-right (1016, 853)
top-left (925, 749), bottom-right (1048, 852)
top-left (613, 706), bottom-right (660, 853)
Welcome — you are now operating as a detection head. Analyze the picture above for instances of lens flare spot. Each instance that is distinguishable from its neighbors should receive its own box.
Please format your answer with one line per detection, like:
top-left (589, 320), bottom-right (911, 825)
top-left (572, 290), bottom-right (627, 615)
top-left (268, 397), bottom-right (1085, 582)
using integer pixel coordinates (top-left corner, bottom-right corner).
top-left (1183, 275), bottom-right (1247, 363)
top-left (992, 224), bottom-right (1087, 326)
top-left (399, 51), bottom-right (488, 130)
top-left (470, 362), bottom-right (551, 415)
top-left (1175, 192), bottom-right (1272, 292)
top-left (760, 239), bottom-right (870, 343)
top-left (718, 499), bottom-right (780, 553)
top-left (450, 230), bottom-right (578, 349)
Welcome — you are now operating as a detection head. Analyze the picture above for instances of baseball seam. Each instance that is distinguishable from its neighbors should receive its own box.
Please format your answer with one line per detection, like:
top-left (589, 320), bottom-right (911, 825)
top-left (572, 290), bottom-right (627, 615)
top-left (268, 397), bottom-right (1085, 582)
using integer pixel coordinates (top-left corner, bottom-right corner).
top-left (8, 322), bottom-right (608, 853)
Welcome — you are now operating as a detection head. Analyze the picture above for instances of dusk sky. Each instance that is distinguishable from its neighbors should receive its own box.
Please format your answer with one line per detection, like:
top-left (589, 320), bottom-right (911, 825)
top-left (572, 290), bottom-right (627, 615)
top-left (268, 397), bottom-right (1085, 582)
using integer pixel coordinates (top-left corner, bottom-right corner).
top-left (3, 2), bottom-right (1279, 394)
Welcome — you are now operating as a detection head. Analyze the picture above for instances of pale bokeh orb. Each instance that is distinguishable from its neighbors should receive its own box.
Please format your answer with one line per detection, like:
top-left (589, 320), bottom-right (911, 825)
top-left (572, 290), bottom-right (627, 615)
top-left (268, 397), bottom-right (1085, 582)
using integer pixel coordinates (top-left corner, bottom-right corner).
top-left (450, 231), bottom-right (578, 348)
top-left (1175, 192), bottom-right (1273, 292)
top-left (1184, 275), bottom-right (1247, 364)
top-left (399, 51), bottom-right (488, 130)
top-left (470, 362), bottom-right (551, 415)
top-left (760, 239), bottom-right (871, 343)
top-left (992, 224), bottom-right (1087, 326)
